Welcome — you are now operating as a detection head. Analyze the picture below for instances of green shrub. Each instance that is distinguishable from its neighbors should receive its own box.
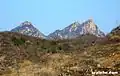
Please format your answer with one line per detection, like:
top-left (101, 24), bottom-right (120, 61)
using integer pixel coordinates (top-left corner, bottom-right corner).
top-left (12, 37), bottom-right (25, 46)
top-left (51, 41), bottom-right (57, 45)
top-left (48, 46), bottom-right (57, 53)
top-left (109, 35), bottom-right (120, 42)
top-left (57, 46), bottom-right (62, 50)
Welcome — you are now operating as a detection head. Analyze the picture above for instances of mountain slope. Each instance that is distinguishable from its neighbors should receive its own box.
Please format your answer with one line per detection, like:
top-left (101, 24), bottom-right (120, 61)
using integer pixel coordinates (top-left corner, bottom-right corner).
top-left (11, 21), bottom-right (46, 39)
top-left (107, 24), bottom-right (120, 42)
top-left (48, 19), bottom-right (105, 40)
top-left (0, 31), bottom-right (120, 76)
top-left (110, 25), bottom-right (120, 35)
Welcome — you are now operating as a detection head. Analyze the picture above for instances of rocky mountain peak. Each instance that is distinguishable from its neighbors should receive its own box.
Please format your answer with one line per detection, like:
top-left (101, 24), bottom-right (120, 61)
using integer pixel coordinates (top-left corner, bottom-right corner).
top-left (11, 21), bottom-right (46, 39)
top-left (83, 19), bottom-right (97, 33)
top-left (74, 21), bottom-right (81, 25)
top-left (20, 21), bottom-right (33, 26)
top-left (48, 19), bottom-right (105, 39)
top-left (88, 18), bottom-right (94, 22)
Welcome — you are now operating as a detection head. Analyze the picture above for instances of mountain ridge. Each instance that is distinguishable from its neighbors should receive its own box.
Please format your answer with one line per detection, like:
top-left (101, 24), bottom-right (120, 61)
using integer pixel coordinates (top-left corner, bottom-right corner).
top-left (48, 19), bottom-right (105, 40)
top-left (10, 19), bottom-right (105, 40)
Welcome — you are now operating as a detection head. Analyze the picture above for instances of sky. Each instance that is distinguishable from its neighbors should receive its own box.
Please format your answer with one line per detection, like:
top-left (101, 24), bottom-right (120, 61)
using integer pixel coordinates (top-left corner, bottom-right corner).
top-left (0, 0), bottom-right (119, 35)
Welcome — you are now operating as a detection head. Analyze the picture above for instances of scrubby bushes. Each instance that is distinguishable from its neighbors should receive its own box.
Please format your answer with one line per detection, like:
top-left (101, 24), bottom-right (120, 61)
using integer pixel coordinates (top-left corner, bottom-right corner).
top-left (108, 34), bottom-right (120, 42)
top-left (12, 37), bottom-right (25, 46)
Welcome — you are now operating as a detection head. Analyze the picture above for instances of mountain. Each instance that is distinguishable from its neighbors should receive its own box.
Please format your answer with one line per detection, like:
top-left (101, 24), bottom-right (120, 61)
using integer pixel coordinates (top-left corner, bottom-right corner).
top-left (11, 21), bottom-right (46, 39)
top-left (48, 19), bottom-right (105, 40)
top-left (110, 25), bottom-right (120, 35)
top-left (107, 24), bottom-right (120, 42)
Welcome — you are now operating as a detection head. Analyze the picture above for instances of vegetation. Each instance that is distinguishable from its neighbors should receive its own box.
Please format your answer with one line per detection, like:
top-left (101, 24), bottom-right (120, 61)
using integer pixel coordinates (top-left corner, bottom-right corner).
top-left (12, 37), bottom-right (25, 46)
top-left (0, 31), bottom-right (120, 76)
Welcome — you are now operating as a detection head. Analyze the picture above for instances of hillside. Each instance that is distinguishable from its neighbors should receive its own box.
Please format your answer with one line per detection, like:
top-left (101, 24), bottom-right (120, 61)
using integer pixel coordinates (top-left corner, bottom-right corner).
top-left (0, 30), bottom-right (120, 76)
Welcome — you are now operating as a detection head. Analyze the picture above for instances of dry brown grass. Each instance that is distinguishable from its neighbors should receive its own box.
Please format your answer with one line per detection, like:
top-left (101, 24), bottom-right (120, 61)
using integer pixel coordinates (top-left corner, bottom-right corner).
top-left (0, 32), bottom-right (120, 76)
